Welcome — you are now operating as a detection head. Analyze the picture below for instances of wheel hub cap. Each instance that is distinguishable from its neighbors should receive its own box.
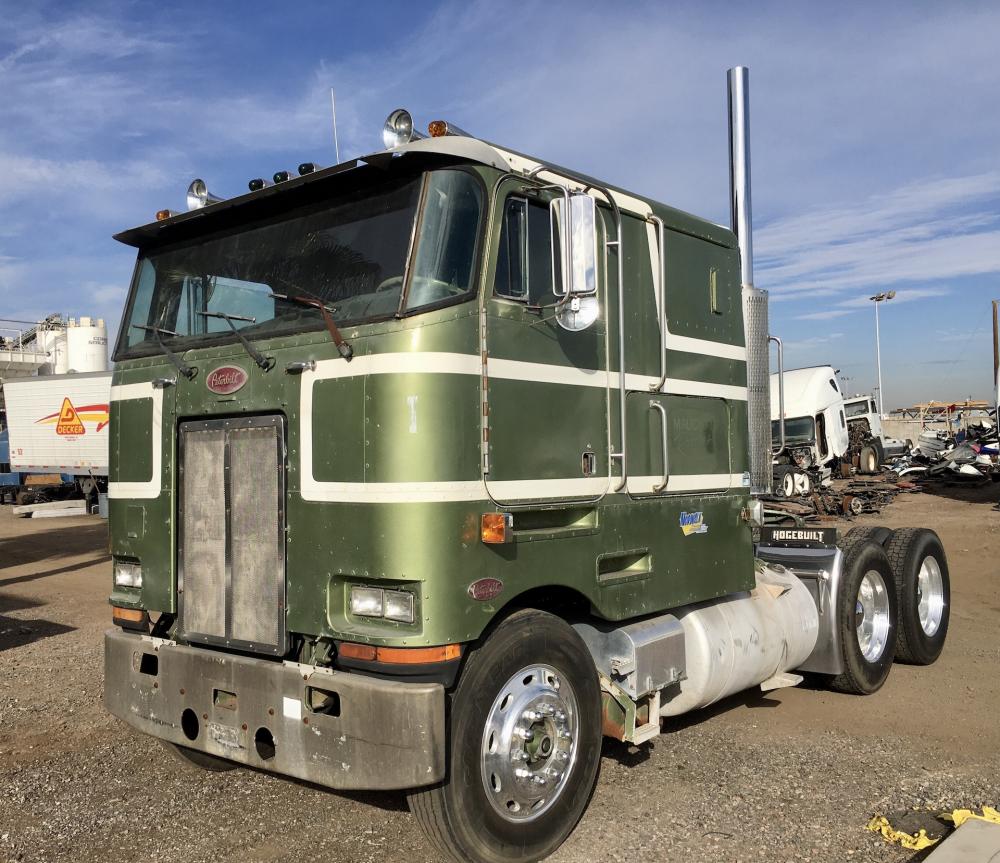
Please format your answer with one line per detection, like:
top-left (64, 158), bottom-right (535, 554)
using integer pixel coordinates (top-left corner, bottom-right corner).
top-left (856, 570), bottom-right (891, 662)
top-left (916, 555), bottom-right (945, 636)
top-left (481, 664), bottom-right (579, 823)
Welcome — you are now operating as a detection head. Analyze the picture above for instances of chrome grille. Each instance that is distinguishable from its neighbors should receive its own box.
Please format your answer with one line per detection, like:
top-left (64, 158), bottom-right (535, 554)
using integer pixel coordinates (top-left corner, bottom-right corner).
top-left (179, 416), bottom-right (286, 654)
top-left (229, 426), bottom-right (283, 647)
top-left (180, 428), bottom-right (227, 639)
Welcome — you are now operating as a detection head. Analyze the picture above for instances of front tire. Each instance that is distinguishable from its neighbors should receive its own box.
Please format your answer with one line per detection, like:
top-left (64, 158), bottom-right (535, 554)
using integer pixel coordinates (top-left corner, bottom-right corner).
top-left (829, 537), bottom-right (898, 694)
top-left (859, 446), bottom-right (878, 475)
top-left (408, 609), bottom-right (602, 863)
top-left (884, 528), bottom-right (950, 665)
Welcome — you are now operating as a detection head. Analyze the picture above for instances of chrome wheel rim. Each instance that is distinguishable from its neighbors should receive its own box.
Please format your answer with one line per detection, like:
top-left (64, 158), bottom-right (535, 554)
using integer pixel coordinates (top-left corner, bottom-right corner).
top-left (856, 570), bottom-right (891, 662)
top-left (481, 664), bottom-right (579, 823)
top-left (916, 555), bottom-right (945, 636)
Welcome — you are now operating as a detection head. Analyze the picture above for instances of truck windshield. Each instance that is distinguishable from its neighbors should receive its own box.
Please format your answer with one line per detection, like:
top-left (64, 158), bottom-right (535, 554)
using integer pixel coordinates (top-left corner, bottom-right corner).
top-left (844, 400), bottom-right (869, 418)
top-left (114, 168), bottom-right (483, 360)
top-left (773, 416), bottom-right (814, 445)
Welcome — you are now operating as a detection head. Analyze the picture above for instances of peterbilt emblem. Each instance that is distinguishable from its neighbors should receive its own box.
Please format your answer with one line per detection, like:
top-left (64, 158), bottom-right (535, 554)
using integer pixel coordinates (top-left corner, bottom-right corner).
top-left (206, 366), bottom-right (248, 395)
top-left (468, 578), bottom-right (503, 602)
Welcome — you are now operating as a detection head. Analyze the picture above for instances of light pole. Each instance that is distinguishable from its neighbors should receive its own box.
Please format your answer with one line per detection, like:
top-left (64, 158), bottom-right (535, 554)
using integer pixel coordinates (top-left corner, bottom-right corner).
top-left (869, 290), bottom-right (895, 417)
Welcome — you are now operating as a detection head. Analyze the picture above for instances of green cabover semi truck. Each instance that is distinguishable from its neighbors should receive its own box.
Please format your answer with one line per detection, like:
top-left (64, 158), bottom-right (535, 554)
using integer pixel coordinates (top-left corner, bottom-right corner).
top-left (104, 68), bottom-right (950, 862)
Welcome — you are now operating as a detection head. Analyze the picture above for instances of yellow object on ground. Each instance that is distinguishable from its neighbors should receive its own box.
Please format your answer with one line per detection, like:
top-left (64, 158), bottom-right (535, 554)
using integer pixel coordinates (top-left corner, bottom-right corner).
top-left (943, 807), bottom-right (1000, 829)
top-left (868, 807), bottom-right (1000, 852)
top-left (866, 815), bottom-right (939, 851)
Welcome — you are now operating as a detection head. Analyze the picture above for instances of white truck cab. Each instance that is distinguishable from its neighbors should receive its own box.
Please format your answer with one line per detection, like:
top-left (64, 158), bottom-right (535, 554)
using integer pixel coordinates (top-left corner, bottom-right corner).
top-left (770, 366), bottom-right (850, 494)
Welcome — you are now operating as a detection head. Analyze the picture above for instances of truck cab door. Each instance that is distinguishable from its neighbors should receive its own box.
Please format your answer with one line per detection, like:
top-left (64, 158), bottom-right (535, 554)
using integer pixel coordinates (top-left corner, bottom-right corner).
top-left (483, 179), bottom-right (612, 504)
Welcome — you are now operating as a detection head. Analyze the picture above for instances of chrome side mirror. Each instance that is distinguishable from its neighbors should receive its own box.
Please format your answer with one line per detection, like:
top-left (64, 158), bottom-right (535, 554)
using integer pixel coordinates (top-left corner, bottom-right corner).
top-left (550, 192), bottom-right (598, 298)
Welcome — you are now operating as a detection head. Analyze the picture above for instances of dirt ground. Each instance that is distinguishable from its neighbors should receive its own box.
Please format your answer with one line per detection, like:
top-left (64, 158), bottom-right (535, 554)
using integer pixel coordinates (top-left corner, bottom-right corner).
top-left (1, 484), bottom-right (998, 863)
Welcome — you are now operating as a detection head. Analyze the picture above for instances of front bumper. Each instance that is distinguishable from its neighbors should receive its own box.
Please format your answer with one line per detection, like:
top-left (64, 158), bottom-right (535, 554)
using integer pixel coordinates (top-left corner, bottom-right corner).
top-left (104, 629), bottom-right (446, 790)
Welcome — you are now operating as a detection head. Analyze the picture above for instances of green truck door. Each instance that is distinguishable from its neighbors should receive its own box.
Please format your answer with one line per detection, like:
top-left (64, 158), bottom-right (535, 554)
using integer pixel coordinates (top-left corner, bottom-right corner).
top-left (484, 181), bottom-right (611, 505)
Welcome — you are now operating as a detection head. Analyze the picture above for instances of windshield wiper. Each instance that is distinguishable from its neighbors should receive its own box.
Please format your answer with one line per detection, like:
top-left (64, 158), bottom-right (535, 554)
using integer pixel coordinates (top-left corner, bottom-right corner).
top-left (270, 292), bottom-right (353, 360)
top-left (196, 311), bottom-right (273, 371)
top-left (131, 324), bottom-right (196, 379)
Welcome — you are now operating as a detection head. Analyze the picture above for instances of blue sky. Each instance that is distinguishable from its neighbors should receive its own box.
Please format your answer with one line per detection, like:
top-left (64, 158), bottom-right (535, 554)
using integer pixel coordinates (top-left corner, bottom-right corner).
top-left (1, 0), bottom-right (998, 408)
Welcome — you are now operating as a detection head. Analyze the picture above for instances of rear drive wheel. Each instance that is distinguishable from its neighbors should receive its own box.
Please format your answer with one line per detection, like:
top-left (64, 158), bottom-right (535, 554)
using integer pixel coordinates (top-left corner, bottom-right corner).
top-left (408, 609), bottom-right (602, 863)
top-left (884, 528), bottom-right (950, 665)
top-left (842, 526), bottom-right (893, 547)
top-left (162, 741), bottom-right (238, 772)
top-left (829, 537), bottom-right (898, 694)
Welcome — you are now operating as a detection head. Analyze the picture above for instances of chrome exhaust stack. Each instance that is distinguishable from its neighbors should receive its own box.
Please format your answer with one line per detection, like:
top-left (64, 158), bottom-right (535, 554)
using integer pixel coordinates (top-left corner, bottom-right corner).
top-left (728, 66), bottom-right (754, 291)
top-left (728, 65), bottom-right (775, 496)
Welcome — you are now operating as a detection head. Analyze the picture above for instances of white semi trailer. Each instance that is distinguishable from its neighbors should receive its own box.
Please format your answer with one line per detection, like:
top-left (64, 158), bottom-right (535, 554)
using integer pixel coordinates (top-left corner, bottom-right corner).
top-left (2, 371), bottom-right (112, 504)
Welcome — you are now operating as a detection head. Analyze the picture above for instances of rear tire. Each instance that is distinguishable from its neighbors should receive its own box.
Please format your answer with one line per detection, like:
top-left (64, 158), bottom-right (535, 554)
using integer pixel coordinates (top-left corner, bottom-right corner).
top-left (884, 528), bottom-right (950, 665)
top-left (408, 610), bottom-right (602, 863)
top-left (829, 537), bottom-right (898, 694)
top-left (162, 741), bottom-right (238, 772)
top-left (842, 526), bottom-right (893, 547)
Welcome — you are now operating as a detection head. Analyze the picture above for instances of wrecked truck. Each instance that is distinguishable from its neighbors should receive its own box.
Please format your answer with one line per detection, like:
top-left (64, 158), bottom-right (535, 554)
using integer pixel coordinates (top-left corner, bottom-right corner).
top-left (103, 68), bottom-right (951, 863)
top-left (769, 367), bottom-right (895, 496)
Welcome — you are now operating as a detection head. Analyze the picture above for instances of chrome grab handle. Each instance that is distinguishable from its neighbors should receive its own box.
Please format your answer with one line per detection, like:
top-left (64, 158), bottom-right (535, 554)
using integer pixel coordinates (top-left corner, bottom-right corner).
top-left (152, 377), bottom-right (176, 389)
top-left (648, 215), bottom-right (667, 392)
top-left (769, 335), bottom-right (785, 455)
top-left (650, 400), bottom-right (669, 492)
top-left (285, 360), bottom-right (317, 374)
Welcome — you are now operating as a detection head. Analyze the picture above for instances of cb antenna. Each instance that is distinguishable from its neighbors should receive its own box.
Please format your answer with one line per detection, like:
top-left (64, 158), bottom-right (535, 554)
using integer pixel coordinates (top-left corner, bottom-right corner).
top-left (330, 87), bottom-right (341, 164)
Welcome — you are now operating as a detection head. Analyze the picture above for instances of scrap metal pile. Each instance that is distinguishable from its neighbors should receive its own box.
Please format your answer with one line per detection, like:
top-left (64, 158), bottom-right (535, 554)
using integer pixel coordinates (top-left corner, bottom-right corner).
top-left (889, 423), bottom-right (1000, 483)
top-left (763, 419), bottom-right (999, 525)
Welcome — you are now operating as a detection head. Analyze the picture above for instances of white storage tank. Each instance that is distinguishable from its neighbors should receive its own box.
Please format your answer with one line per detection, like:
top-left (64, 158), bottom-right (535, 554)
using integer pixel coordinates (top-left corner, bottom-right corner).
top-left (65, 317), bottom-right (109, 373)
top-left (35, 325), bottom-right (68, 374)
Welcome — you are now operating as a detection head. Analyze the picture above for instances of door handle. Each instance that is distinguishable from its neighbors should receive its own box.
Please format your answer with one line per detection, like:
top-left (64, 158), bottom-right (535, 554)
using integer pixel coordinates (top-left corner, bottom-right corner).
top-left (649, 400), bottom-right (669, 492)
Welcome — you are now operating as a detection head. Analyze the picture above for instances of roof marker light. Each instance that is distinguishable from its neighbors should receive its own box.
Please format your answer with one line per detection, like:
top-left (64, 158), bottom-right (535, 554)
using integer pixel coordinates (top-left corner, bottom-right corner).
top-left (185, 178), bottom-right (222, 211)
top-left (248, 178), bottom-right (271, 192)
top-left (155, 209), bottom-right (178, 221)
top-left (428, 120), bottom-right (472, 138)
top-left (273, 170), bottom-right (293, 184)
top-left (298, 162), bottom-right (322, 175)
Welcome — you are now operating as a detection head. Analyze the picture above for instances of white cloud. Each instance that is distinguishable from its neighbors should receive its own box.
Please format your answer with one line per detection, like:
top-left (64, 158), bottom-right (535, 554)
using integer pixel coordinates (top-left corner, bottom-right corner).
top-left (793, 309), bottom-right (855, 321)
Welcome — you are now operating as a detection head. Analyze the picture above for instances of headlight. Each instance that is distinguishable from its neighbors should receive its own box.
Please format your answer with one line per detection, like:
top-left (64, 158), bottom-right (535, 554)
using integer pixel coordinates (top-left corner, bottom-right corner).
top-left (350, 586), bottom-right (384, 618)
top-left (350, 586), bottom-right (415, 624)
top-left (383, 590), bottom-right (415, 624)
top-left (114, 559), bottom-right (142, 588)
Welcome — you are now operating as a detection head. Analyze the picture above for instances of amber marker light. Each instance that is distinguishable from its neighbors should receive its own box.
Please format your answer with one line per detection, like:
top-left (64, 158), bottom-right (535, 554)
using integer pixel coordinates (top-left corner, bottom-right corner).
top-left (427, 120), bottom-right (448, 138)
top-left (112, 606), bottom-right (145, 623)
top-left (481, 512), bottom-right (512, 544)
top-left (155, 209), bottom-right (177, 221)
top-left (338, 643), bottom-right (461, 664)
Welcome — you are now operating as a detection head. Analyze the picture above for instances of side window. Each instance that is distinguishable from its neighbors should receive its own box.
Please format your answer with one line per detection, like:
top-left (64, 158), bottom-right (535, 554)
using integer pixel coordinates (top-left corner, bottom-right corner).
top-left (829, 378), bottom-right (839, 394)
top-left (494, 198), bottom-right (528, 300)
top-left (870, 399), bottom-right (877, 413)
top-left (494, 196), bottom-right (561, 304)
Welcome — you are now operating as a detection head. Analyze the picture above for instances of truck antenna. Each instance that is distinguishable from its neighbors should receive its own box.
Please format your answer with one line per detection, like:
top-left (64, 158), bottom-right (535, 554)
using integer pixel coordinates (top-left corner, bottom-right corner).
top-left (330, 87), bottom-right (341, 164)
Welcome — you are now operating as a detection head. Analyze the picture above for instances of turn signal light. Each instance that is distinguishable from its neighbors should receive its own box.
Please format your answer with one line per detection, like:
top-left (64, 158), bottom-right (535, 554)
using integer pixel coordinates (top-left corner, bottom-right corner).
top-left (481, 512), bottom-right (512, 544)
top-left (338, 642), bottom-right (461, 664)
top-left (112, 606), bottom-right (145, 623)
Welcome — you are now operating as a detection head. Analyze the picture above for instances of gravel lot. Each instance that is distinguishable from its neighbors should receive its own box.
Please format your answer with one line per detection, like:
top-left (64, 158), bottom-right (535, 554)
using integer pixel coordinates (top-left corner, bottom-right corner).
top-left (1, 485), bottom-right (998, 863)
